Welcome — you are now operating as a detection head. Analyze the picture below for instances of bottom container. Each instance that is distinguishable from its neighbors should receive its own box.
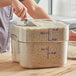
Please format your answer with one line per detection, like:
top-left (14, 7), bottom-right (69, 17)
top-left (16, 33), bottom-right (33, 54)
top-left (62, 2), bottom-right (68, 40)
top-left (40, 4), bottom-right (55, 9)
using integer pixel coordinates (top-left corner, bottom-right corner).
top-left (11, 19), bottom-right (69, 68)
top-left (20, 42), bottom-right (68, 68)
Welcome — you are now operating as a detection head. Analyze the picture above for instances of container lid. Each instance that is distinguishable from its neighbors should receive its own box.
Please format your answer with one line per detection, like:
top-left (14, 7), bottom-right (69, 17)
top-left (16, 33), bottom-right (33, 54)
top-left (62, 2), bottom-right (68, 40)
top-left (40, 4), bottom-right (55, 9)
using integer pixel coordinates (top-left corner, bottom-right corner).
top-left (12, 19), bottom-right (69, 29)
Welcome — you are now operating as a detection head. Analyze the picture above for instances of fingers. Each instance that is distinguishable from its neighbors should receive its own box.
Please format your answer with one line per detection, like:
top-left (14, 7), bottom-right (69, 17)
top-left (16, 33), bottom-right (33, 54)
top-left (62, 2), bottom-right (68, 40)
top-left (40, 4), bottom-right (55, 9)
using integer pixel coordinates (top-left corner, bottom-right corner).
top-left (20, 7), bottom-right (27, 21)
top-left (14, 7), bottom-right (27, 21)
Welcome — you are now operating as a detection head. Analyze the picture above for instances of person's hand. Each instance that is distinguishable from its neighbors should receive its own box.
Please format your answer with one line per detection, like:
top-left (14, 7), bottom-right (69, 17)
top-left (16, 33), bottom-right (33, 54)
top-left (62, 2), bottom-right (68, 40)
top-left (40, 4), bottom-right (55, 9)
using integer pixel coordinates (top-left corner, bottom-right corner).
top-left (12, 0), bottom-right (27, 21)
top-left (69, 30), bottom-right (76, 41)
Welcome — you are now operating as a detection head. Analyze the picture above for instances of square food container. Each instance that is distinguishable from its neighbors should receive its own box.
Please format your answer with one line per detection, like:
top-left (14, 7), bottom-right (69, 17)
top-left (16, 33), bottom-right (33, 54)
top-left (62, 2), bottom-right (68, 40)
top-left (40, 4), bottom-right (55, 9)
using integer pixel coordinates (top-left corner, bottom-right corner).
top-left (11, 19), bottom-right (69, 68)
top-left (68, 28), bottom-right (76, 59)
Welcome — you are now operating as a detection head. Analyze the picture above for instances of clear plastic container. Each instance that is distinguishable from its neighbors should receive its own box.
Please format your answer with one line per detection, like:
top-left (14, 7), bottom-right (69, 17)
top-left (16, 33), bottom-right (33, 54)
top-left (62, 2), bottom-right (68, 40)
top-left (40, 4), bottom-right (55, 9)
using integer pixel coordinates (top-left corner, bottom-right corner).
top-left (68, 28), bottom-right (76, 59)
top-left (10, 19), bottom-right (69, 68)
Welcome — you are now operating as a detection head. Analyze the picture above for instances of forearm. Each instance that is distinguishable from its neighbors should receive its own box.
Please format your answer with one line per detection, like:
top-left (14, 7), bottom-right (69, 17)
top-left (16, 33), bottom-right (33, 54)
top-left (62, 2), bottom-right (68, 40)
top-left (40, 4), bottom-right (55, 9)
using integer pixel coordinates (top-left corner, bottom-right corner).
top-left (0, 0), bottom-right (12, 8)
top-left (22, 0), bottom-right (51, 19)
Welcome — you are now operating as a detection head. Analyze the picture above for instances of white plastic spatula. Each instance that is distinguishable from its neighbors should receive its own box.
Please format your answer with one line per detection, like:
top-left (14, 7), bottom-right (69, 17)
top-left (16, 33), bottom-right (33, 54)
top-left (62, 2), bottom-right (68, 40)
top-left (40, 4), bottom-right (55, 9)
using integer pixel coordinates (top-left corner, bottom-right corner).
top-left (12, 19), bottom-right (37, 26)
top-left (24, 19), bottom-right (37, 26)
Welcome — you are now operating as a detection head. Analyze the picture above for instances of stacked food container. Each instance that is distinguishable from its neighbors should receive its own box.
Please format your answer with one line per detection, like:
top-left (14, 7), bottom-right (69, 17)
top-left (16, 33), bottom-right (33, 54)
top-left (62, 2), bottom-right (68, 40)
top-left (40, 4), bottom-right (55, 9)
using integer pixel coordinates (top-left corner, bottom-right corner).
top-left (10, 19), bottom-right (69, 68)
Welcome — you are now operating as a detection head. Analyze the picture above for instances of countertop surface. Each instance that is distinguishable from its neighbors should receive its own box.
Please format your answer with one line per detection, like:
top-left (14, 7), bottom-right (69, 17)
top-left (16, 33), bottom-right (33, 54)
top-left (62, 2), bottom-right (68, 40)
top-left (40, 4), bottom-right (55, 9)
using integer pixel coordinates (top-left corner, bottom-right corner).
top-left (0, 49), bottom-right (76, 76)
